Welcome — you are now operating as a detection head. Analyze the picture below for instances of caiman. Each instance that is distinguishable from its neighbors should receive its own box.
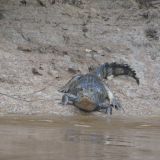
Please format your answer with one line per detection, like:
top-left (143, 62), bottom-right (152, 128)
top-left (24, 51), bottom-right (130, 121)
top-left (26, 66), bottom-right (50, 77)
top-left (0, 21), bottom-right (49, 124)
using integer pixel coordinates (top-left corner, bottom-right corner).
top-left (58, 62), bottom-right (139, 115)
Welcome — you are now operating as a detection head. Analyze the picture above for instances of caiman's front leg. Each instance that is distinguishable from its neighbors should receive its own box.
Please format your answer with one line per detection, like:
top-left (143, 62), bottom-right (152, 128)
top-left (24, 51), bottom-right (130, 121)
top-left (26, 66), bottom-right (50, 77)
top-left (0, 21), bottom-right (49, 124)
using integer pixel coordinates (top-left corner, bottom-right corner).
top-left (58, 74), bottom-right (83, 92)
top-left (61, 93), bottom-right (77, 105)
top-left (102, 82), bottom-right (121, 110)
top-left (98, 103), bottom-right (112, 115)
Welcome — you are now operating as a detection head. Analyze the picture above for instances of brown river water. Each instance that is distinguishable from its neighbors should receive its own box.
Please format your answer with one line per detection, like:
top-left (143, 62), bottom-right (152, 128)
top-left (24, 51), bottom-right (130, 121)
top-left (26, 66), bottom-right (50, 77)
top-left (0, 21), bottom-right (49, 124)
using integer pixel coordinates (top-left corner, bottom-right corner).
top-left (0, 114), bottom-right (160, 160)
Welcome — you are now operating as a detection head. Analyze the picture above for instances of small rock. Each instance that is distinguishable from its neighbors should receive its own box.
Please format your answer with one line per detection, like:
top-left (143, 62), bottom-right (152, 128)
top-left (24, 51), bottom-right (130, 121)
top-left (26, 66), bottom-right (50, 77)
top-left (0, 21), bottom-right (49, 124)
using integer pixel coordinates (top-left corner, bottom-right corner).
top-left (105, 47), bottom-right (111, 52)
top-left (39, 64), bottom-right (44, 70)
top-left (93, 54), bottom-right (99, 58)
top-left (39, 47), bottom-right (45, 53)
top-left (32, 68), bottom-right (42, 76)
top-left (20, 0), bottom-right (27, 5)
top-left (97, 50), bottom-right (103, 54)
top-left (101, 53), bottom-right (105, 56)
top-left (63, 51), bottom-right (68, 55)
top-left (68, 67), bottom-right (77, 74)
top-left (91, 46), bottom-right (98, 51)
top-left (48, 70), bottom-right (53, 75)
top-left (46, 21), bottom-right (51, 24)
top-left (145, 28), bottom-right (159, 40)
top-left (85, 53), bottom-right (92, 58)
top-left (104, 18), bottom-right (109, 21)
top-left (55, 74), bottom-right (59, 78)
top-left (151, 57), bottom-right (156, 60)
top-left (51, 0), bottom-right (55, 4)
top-left (107, 75), bottom-right (114, 80)
top-left (17, 46), bottom-right (31, 52)
top-left (119, 49), bottom-right (123, 53)
top-left (85, 49), bottom-right (92, 53)
top-left (0, 77), bottom-right (5, 82)
top-left (102, 46), bottom-right (112, 53)
top-left (62, 27), bottom-right (67, 30)
top-left (97, 50), bottom-right (105, 56)
top-left (82, 26), bottom-right (88, 32)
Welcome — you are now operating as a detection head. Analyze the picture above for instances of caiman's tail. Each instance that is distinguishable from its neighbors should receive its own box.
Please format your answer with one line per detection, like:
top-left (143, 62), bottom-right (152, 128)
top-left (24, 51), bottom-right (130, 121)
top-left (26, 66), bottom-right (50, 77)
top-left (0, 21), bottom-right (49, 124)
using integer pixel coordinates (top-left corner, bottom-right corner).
top-left (90, 62), bottom-right (139, 85)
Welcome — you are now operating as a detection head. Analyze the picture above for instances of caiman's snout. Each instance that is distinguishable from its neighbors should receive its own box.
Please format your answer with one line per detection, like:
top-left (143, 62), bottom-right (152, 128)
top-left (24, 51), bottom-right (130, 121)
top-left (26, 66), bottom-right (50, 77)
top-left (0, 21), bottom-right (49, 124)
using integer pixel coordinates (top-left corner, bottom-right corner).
top-left (81, 92), bottom-right (91, 100)
top-left (78, 96), bottom-right (95, 112)
top-left (82, 92), bottom-right (89, 96)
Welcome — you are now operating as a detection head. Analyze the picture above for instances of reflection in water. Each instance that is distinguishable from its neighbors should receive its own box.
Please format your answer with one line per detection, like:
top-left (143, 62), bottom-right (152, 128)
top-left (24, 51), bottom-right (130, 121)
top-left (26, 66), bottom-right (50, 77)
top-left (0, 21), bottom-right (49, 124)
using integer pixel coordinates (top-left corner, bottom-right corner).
top-left (63, 129), bottom-right (133, 147)
top-left (64, 130), bottom-right (107, 144)
top-left (0, 115), bottom-right (160, 160)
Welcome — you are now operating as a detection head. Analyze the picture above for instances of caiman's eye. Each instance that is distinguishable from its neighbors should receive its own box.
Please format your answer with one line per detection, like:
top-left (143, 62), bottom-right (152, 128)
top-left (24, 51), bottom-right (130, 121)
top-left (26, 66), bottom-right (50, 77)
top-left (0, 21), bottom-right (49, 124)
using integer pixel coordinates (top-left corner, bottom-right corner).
top-left (89, 88), bottom-right (93, 92)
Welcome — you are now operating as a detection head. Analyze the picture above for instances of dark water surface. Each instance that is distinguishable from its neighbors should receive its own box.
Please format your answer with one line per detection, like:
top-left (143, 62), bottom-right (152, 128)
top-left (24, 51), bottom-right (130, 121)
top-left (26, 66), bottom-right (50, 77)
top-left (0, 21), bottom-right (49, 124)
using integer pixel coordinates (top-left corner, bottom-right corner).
top-left (0, 114), bottom-right (160, 160)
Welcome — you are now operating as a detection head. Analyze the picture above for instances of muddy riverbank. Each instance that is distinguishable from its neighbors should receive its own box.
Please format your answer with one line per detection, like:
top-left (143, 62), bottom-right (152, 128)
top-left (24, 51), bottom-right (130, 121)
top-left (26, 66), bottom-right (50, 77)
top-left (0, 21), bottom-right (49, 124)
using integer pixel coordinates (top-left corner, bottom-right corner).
top-left (0, 0), bottom-right (160, 116)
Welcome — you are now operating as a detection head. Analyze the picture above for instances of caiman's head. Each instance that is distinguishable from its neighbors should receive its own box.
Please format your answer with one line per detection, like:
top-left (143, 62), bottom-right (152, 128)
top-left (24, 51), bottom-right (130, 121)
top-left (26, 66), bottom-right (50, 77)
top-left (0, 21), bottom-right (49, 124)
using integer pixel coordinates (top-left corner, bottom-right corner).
top-left (76, 87), bottom-right (98, 111)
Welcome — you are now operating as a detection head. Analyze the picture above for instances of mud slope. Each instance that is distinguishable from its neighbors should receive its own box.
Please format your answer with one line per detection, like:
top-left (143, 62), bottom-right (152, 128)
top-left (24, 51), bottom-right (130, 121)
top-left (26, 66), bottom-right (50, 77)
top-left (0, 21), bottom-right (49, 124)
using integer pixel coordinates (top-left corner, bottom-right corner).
top-left (0, 0), bottom-right (160, 116)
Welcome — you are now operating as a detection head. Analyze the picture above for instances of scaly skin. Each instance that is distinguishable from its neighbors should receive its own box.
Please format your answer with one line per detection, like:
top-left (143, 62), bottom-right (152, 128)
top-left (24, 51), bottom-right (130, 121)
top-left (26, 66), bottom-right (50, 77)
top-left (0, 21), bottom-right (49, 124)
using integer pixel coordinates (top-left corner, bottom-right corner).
top-left (59, 62), bottom-right (139, 115)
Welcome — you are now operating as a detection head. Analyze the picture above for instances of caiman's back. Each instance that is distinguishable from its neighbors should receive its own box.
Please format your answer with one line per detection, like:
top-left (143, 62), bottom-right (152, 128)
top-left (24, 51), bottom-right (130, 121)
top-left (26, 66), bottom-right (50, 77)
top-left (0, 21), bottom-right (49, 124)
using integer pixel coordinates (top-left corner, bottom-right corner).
top-left (70, 74), bottom-right (107, 103)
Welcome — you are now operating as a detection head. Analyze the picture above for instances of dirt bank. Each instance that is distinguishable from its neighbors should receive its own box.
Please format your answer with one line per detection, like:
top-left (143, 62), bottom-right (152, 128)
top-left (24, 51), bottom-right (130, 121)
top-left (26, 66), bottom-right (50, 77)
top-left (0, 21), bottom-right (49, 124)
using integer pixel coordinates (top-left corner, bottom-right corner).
top-left (0, 0), bottom-right (160, 116)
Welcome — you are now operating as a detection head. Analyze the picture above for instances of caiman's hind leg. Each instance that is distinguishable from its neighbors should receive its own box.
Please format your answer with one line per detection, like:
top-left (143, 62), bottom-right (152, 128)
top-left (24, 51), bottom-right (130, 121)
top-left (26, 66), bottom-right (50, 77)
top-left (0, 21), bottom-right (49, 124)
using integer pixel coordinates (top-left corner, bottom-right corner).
top-left (98, 103), bottom-right (112, 115)
top-left (58, 74), bottom-right (83, 93)
top-left (102, 82), bottom-right (121, 110)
